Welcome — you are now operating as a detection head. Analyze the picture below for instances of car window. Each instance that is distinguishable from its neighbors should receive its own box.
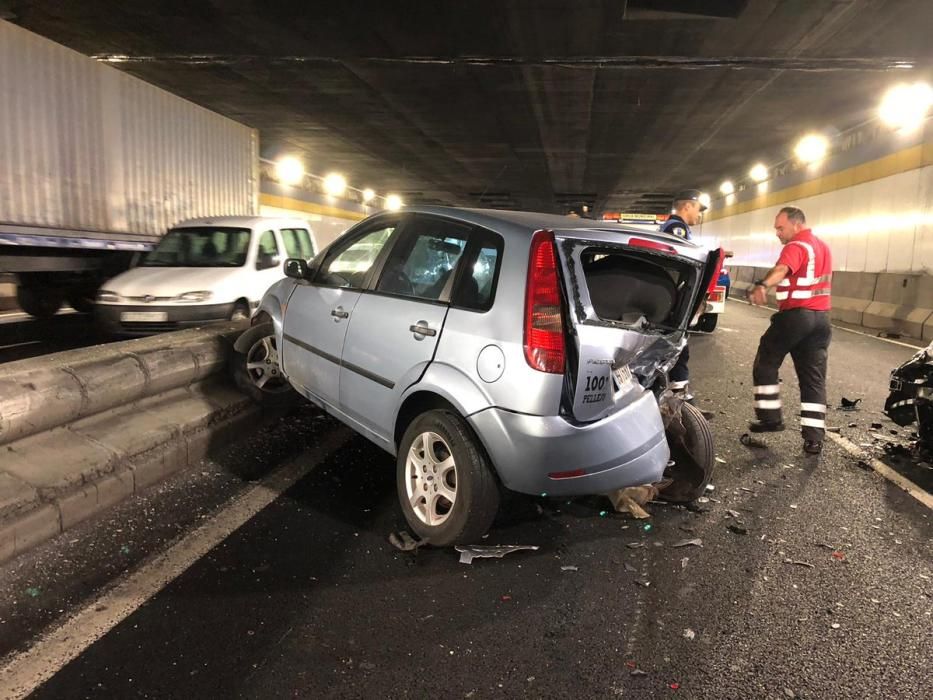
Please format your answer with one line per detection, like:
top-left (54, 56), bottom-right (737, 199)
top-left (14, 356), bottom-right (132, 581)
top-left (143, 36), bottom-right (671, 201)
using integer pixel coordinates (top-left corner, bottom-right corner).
top-left (451, 232), bottom-right (503, 311)
top-left (376, 220), bottom-right (470, 301)
top-left (317, 224), bottom-right (396, 288)
top-left (258, 230), bottom-right (277, 256)
top-left (282, 228), bottom-right (315, 259)
top-left (142, 227), bottom-right (251, 267)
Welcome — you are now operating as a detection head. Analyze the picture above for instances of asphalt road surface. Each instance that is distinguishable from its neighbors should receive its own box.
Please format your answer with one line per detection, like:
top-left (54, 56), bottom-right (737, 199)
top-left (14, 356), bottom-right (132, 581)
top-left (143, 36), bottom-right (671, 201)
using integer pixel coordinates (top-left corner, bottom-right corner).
top-left (0, 310), bottom-right (103, 364)
top-left (0, 301), bottom-right (930, 699)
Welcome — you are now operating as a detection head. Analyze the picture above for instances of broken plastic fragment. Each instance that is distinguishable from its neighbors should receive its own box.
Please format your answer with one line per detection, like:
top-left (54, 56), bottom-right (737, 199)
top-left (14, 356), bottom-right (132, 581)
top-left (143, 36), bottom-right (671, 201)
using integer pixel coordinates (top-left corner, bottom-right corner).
top-left (455, 544), bottom-right (539, 565)
top-left (740, 433), bottom-right (768, 448)
top-left (643, 523), bottom-right (653, 532)
top-left (561, 565), bottom-right (579, 572)
top-left (25, 587), bottom-right (40, 598)
top-left (839, 397), bottom-right (861, 410)
top-left (726, 509), bottom-right (741, 518)
top-left (631, 669), bottom-right (648, 677)
top-left (705, 484), bottom-right (715, 491)
top-left (683, 628), bottom-right (696, 640)
top-left (832, 551), bottom-right (846, 561)
top-left (389, 531), bottom-right (425, 552)
top-left (727, 524), bottom-right (748, 535)
top-left (672, 538), bottom-right (703, 548)
top-left (626, 542), bottom-right (646, 549)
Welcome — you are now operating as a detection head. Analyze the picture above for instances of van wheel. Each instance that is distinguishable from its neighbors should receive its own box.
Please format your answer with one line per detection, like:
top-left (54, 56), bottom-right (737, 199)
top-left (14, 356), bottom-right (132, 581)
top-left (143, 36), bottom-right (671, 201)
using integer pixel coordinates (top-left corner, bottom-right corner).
top-left (661, 402), bottom-right (715, 503)
top-left (696, 313), bottom-right (718, 333)
top-left (397, 410), bottom-right (500, 546)
top-left (230, 302), bottom-right (250, 322)
top-left (233, 329), bottom-right (296, 406)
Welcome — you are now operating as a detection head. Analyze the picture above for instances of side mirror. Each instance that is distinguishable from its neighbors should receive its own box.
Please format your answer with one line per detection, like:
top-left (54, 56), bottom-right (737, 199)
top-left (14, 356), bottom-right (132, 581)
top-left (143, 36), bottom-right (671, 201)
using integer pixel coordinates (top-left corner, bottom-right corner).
top-left (284, 258), bottom-right (310, 280)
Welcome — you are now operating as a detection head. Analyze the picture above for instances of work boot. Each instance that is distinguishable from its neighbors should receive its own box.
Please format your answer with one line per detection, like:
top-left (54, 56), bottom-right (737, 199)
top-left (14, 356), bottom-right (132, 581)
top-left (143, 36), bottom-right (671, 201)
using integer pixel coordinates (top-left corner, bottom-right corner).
top-left (748, 419), bottom-right (785, 433)
top-left (803, 440), bottom-right (823, 455)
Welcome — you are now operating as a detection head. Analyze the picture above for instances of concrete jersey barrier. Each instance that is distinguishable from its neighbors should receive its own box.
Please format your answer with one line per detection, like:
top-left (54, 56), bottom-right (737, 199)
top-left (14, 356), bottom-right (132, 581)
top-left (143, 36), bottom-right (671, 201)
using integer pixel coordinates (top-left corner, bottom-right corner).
top-left (0, 321), bottom-right (245, 446)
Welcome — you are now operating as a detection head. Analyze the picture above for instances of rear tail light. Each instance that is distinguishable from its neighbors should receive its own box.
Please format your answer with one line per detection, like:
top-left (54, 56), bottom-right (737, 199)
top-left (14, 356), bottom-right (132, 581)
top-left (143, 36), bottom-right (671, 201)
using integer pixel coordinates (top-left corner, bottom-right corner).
top-left (709, 286), bottom-right (726, 303)
top-left (628, 237), bottom-right (678, 254)
top-left (524, 230), bottom-right (566, 374)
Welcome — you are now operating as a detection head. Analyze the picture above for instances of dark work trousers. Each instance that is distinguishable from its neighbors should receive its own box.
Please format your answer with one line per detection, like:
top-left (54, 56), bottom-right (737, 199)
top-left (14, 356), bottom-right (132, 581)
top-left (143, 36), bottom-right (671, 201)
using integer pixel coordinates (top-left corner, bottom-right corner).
top-left (669, 342), bottom-right (690, 392)
top-left (753, 309), bottom-right (831, 442)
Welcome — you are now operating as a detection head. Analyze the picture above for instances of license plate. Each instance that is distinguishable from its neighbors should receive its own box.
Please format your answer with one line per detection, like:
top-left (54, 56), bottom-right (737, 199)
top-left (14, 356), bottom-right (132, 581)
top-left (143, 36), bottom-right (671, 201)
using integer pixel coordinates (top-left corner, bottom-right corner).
top-left (121, 311), bottom-right (168, 322)
top-left (613, 364), bottom-right (633, 389)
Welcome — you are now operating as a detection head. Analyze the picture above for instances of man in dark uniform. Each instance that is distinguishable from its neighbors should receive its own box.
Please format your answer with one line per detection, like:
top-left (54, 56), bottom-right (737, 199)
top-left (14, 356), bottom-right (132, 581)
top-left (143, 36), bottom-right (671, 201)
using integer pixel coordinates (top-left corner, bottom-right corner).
top-left (660, 189), bottom-right (707, 405)
top-left (747, 206), bottom-right (832, 455)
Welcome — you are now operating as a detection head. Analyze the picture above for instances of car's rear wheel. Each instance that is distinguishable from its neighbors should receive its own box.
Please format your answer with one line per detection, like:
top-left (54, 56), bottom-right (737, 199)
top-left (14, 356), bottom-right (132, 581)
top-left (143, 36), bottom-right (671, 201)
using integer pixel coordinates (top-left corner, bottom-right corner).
top-left (696, 313), bottom-right (718, 333)
top-left (397, 410), bottom-right (500, 546)
top-left (661, 401), bottom-right (715, 503)
top-left (233, 326), bottom-right (296, 406)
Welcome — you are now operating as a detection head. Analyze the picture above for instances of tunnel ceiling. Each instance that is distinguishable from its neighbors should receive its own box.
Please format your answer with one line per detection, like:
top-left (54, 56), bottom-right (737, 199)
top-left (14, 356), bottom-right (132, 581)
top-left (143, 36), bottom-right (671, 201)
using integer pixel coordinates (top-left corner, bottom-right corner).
top-left (8, 0), bottom-right (933, 214)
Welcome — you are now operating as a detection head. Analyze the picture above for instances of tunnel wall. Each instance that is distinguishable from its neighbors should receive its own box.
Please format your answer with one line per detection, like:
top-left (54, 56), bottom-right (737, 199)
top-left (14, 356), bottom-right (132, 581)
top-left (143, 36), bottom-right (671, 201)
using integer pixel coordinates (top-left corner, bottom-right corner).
top-left (697, 129), bottom-right (933, 275)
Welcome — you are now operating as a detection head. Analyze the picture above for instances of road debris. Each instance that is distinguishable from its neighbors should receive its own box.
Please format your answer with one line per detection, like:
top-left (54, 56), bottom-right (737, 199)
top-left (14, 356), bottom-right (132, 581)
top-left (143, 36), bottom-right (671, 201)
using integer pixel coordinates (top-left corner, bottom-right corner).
top-left (839, 397), bottom-right (861, 411)
top-left (607, 482), bottom-right (669, 519)
top-left (388, 531), bottom-right (426, 552)
top-left (635, 579), bottom-right (651, 587)
top-left (727, 524), bottom-right (748, 535)
top-left (831, 623), bottom-right (841, 629)
top-left (561, 565), bottom-right (579, 572)
top-left (784, 559), bottom-right (815, 568)
top-left (715, 457), bottom-right (726, 464)
top-left (627, 542), bottom-right (646, 549)
top-left (726, 509), bottom-right (741, 518)
top-left (740, 433), bottom-right (768, 448)
top-left (500, 595), bottom-right (512, 602)
top-left (832, 551), bottom-right (846, 561)
top-left (683, 628), bottom-right (696, 640)
top-left (681, 557), bottom-right (689, 570)
top-left (672, 538), bottom-right (703, 548)
top-left (631, 669), bottom-right (648, 677)
top-left (624, 563), bottom-right (638, 573)
top-left (25, 587), bottom-right (40, 598)
top-left (705, 484), bottom-right (716, 492)
top-left (455, 544), bottom-right (539, 564)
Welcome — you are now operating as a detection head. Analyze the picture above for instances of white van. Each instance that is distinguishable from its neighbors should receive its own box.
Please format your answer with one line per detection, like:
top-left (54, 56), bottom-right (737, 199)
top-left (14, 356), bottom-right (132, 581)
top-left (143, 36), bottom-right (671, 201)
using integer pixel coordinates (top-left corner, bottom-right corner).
top-left (95, 216), bottom-right (317, 336)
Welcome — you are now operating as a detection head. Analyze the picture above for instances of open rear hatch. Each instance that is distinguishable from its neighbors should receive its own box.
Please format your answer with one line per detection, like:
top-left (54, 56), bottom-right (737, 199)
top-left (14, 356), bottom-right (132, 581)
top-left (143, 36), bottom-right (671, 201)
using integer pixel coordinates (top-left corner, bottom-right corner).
top-left (553, 230), bottom-right (720, 423)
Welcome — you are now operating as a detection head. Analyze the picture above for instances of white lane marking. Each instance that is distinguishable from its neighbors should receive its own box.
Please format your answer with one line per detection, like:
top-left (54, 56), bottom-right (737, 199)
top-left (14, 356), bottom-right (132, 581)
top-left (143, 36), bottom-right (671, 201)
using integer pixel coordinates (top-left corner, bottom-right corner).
top-left (826, 431), bottom-right (933, 510)
top-left (0, 430), bottom-right (350, 699)
top-left (729, 298), bottom-right (924, 349)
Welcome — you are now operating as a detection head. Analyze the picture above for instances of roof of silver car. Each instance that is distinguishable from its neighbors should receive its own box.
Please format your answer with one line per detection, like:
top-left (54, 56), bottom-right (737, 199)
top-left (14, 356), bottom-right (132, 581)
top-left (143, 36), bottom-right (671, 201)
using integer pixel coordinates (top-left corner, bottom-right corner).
top-left (393, 205), bottom-right (702, 247)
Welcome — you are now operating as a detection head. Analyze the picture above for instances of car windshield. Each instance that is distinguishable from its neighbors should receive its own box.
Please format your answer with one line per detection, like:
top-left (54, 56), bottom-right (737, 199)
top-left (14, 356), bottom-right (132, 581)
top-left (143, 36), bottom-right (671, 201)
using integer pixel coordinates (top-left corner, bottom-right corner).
top-left (142, 227), bottom-right (251, 267)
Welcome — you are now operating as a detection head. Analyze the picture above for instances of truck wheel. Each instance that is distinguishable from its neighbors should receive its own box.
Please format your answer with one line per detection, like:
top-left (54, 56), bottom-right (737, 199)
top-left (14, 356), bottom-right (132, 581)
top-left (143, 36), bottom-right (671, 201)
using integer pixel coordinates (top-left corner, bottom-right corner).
top-left (661, 402), bottom-right (715, 503)
top-left (696, 313), bottom-right (718, 333)
top-left (233, 324), bottom-right (296, 406)
top-left (17, 286), bottom-right (63, 319)
top-left (397, 410), bottom-right (500, 546)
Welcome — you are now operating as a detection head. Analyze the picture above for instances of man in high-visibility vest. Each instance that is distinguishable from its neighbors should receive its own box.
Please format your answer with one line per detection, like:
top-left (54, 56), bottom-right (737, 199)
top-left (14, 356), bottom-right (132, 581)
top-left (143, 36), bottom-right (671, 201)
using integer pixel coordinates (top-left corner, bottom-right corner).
top-left (747, 206), bottom-right (832, 455)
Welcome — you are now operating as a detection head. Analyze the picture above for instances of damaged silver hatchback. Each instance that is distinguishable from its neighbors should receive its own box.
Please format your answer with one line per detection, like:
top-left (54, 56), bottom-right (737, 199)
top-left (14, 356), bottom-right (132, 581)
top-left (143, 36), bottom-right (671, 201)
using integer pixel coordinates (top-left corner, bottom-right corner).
top-left (234, 207), bottom-right (721, 545)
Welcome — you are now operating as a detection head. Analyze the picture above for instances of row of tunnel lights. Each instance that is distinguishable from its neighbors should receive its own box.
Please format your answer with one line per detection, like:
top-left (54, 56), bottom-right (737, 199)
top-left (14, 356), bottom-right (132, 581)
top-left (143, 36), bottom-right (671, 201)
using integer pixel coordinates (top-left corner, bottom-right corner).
top-left (272, 156), bottom-right (405, 211)
top-left (271, 82), bottom-right (933, 214)
top-left (708, 81), bottom-right (933, 205)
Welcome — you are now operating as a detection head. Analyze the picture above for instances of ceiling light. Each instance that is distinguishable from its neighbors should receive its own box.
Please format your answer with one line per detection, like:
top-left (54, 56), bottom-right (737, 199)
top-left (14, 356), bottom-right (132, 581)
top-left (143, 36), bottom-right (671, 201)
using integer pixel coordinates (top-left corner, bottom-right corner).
top-left (362, 188), bottom-right (376, 203)
top-left (794, 134), bottom-right (829, 164)
top-left (879, 82), bottom-right (933, 132)
top-left (749, 163), bottom-right (769, 183)
top-left (719, 180), bottom-right (735, 196)
top-left (385, 194), bottom-right (403, 211)
top-left (698, 192), bottom-right (711, 209)
top-left (323, 173), bottom-right (347, 197)
top-left (274, 157), bottom-right (305, 186)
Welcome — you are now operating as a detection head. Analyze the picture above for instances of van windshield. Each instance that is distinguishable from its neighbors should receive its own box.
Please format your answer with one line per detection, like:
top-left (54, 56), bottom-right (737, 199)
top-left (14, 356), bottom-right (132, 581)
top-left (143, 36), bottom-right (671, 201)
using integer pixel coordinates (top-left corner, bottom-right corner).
top-left (142, 227), bottom-right (251, 267)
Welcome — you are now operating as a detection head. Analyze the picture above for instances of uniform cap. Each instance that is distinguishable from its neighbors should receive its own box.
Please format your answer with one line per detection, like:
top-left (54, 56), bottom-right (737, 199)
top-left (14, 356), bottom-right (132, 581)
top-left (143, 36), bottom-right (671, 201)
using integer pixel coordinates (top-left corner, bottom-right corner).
top-left (673, 189), bottom-right (708, 212)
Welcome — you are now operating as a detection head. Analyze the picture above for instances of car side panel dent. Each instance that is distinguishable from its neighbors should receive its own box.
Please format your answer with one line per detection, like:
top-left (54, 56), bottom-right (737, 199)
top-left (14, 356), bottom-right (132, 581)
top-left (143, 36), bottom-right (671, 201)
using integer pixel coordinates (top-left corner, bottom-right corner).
top-left (400, 362), bottom-right (494, 420)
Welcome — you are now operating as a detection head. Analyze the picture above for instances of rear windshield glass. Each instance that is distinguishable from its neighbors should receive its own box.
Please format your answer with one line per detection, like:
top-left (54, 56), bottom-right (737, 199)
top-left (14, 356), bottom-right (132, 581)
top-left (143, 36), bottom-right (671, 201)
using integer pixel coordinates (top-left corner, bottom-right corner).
top-left (580, 249), bottom-right (697, 330)
top-left (143, 227), bottom-right (251, 267)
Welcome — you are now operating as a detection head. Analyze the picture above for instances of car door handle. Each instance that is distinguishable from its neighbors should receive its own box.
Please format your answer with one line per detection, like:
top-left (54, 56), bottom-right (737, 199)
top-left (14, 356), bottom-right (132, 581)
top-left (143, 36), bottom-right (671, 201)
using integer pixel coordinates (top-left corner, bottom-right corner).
top-left (410, 323), bottom-right (437, 338)
top-left (331, 308), bottom-right (349, 319)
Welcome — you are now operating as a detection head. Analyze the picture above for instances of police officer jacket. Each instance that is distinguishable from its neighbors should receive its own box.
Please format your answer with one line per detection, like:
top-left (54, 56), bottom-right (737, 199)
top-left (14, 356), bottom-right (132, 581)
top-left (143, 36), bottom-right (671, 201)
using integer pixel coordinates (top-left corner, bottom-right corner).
top-left (661, 215), bottom-right (692, 240)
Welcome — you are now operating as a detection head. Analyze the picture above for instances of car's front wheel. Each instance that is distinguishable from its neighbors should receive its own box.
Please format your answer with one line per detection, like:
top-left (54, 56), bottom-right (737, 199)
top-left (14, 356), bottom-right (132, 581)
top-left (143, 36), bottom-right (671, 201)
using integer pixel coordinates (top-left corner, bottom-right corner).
top-left (233, 324), bottom-right (297, 406)
top-left (397, 410), bottom-right (500, 546)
